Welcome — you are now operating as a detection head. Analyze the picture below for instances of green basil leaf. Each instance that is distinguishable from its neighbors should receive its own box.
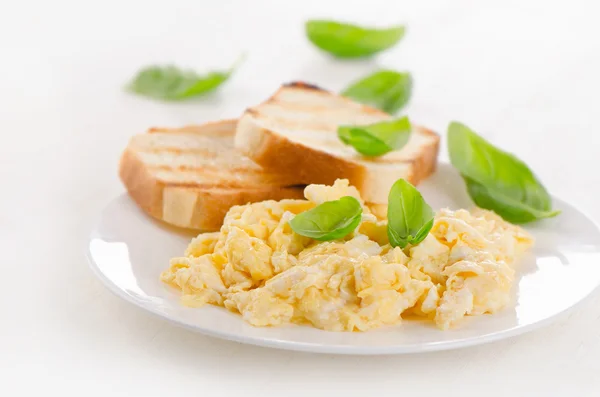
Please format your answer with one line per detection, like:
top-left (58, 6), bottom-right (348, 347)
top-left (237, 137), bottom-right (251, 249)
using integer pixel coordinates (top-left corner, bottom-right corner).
top-left (448, 121), bottom-right (560, 223)
top-left (305, 20), bottom-right (405, 58)
top-left (289, 196), bottom-right (362, 241)
top-left (127, 57), bottom-right (242, 101)
top-left (338, 116), bottom-right (411, 156)
top-left (342, 70), bottom-right (412, 113)
top-left (464, 177), bottom-right (560, 224)
top-left (412, 218), bottom-right (435, 243)
top-left (387, 179), bottom-right (434, 248)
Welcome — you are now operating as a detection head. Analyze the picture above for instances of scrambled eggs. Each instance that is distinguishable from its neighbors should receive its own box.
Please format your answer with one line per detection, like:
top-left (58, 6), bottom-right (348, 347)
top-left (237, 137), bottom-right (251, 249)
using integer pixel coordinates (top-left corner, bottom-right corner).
top-left (161, 179), bottom-right (533, 331)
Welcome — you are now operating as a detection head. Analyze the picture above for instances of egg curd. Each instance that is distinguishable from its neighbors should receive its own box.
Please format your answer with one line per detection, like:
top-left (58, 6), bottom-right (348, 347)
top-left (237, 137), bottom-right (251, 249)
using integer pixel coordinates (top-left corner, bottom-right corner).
top-left (160, 179), bottom-right (533, 331)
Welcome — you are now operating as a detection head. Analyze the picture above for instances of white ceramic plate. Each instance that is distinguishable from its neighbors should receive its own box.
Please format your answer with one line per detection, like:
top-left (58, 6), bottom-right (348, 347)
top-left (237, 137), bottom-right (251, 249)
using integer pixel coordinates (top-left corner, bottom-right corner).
top-left (87, 164), bottom-right (600, 354)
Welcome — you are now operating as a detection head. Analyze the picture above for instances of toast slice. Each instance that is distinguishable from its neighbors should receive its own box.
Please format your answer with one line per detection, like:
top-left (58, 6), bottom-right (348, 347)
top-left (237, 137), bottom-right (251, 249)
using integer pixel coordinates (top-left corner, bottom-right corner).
top-left (119, 119), bottom-right (304, 231)
top-left (234, 82), bottom-right (440, 205)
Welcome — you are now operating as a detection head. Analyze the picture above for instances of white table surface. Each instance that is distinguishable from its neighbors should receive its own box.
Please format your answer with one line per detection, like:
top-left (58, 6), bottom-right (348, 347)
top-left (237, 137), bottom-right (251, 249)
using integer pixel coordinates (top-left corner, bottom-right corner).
top-left (2, 0), bottom-right (599, 395)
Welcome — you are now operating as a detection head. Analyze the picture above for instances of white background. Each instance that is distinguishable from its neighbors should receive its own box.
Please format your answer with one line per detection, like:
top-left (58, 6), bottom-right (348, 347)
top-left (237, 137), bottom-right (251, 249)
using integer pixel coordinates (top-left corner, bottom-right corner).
top-left (2, 0), bottom-right (599, 395)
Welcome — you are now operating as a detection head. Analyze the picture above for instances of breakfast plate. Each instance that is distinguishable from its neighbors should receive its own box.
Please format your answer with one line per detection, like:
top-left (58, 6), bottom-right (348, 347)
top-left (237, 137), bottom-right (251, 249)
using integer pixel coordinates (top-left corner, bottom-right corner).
top-left (86, 164), bottom-right (600, 354)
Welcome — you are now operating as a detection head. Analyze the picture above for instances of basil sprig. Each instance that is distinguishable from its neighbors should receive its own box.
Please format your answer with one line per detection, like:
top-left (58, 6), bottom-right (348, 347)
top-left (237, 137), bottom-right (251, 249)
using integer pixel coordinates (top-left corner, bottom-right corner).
top-left (387, 179), bottom-right (434, 248)
top-left (342, 70), bottom-right (412, 114)
top-left (289, 196), bottom-right (362, 241)
top-left (305, 20), bottom-right (405, 58)
top-left (127, 57), bottom-right (243, 101)
top-left (338, 116), bottom-right (412, 157)
top-left (448, 122), bottom-right (560, 223)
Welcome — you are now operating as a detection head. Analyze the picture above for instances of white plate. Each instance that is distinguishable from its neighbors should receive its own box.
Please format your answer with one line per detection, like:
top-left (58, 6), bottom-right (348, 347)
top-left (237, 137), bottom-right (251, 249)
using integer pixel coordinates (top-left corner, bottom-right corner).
top-left (86, 164), bottom-right (600, 354)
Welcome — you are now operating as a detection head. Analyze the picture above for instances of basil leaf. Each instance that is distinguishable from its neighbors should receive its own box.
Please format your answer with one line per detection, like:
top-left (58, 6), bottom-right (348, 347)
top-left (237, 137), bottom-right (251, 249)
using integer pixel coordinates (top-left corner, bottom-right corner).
top-left (387, 179), bottom-right (434, 248)
top-left (342, 70), bottom-right (412, 113)
top-left (338, 116), bottom-right (411, 157)
top-left (464, 177), bottom-right (560, 224)
top-left (289, 196), bottom-right (362, 241)
top-left (448, 121), bottom-right (560, 223)
top-left (127, 58), bottom-right (242, 101)
top-left (305, 20), bottom-right (405, 58)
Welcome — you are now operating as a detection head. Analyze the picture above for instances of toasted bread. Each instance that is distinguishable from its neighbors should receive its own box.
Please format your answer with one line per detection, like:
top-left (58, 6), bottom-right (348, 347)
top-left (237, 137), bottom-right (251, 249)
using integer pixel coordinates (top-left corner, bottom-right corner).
top-left (119, 119), bottom-right (304, 231)
top-left (234, 82), bottom-right (440, 204)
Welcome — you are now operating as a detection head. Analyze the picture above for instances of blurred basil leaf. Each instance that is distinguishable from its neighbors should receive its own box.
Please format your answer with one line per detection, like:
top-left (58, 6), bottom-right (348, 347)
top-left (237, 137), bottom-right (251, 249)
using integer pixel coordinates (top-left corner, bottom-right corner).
top-left (342, 70), bottom-right (412, 113)
top-left (127, 57), bottom-right (243, 101)
top-left (338, 116), bottom-right (411, 156)
top-left (305, 20), bottom-right (405, 58)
